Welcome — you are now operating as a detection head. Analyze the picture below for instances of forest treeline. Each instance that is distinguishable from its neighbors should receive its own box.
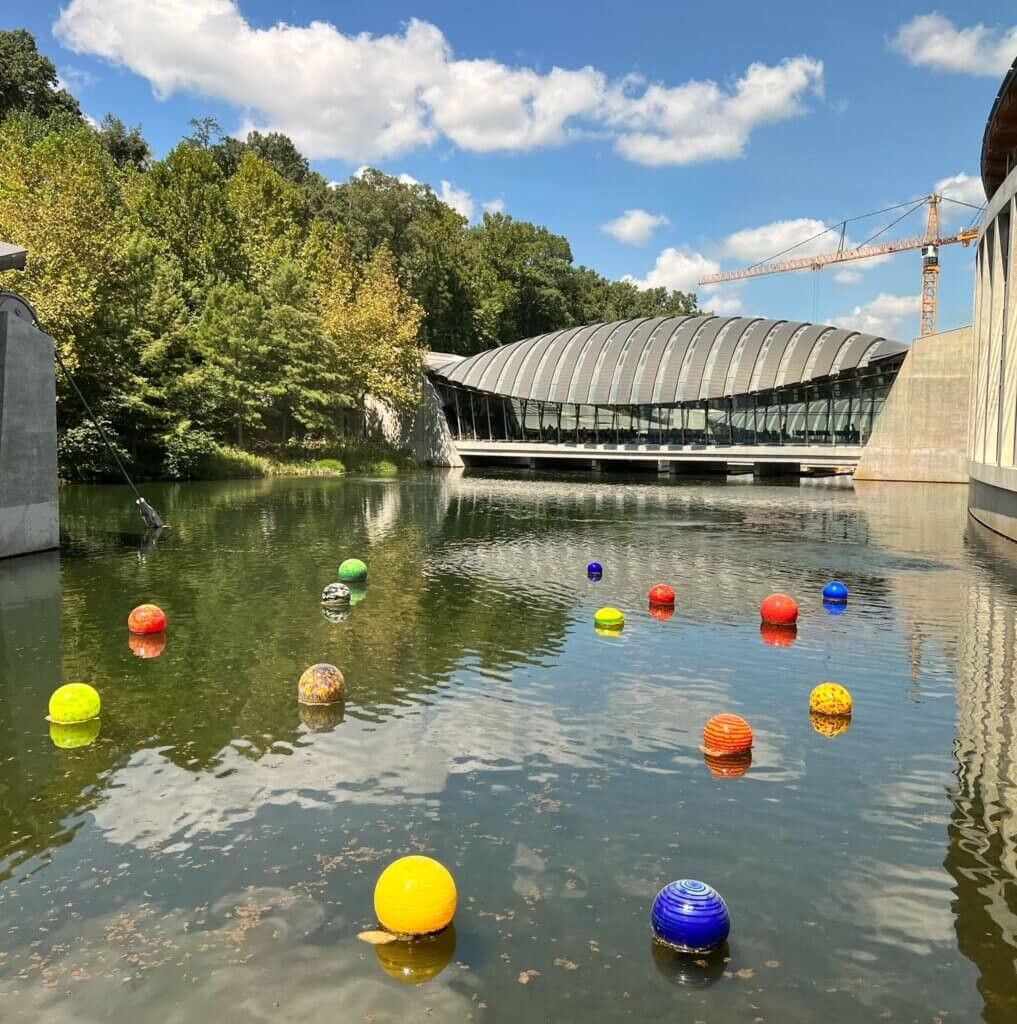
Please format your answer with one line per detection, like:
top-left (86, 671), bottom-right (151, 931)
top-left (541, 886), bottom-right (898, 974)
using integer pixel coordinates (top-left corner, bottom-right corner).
top-left (0, 29), bottom-right (698, 478)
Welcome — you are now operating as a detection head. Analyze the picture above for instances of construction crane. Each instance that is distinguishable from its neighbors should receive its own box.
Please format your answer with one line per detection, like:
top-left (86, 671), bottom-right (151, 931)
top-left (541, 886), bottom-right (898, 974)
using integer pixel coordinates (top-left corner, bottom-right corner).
top-left (699, 194), bottom-right (980, 337)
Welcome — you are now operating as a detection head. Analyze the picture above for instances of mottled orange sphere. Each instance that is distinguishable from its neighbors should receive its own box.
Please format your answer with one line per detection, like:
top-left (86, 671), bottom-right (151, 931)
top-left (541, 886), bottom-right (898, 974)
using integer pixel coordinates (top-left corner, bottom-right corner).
top-left (128, 604), bottom-right (167, 634)
top-left (648, 584), bottom-right (676, 606)
top-left (298, 663), bottom-right (346, 705)
top-left (702, 713), bottom-right (753, 756)
top-left (760, 593), bottom-right (798, 625)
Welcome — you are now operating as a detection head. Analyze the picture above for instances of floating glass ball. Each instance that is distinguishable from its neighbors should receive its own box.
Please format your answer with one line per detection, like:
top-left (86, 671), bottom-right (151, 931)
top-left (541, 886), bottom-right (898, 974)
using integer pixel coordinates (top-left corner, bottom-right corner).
top-left (702, 713), bottom-right (753, 756)
top-left (651, 879), bottom-right (731, 954)
top-left (703, 748), bottom-right (752, 778)
top-left (587, 561), bottom-right (603, 578)
top-left (297, 663), bottom-right (346, 705)
top-left (128, 603), bottom-right (167, 634)
top-left (338, 558), bottom-right (368, 582)
top-left (374, 855), bottom-right (457, 936)
top-left (809, 682), bottom-right (853, 717)
top-left (129, 632), bottom-right (166, 659)
top-left (648, 584), bottom-right (676, 606)
top-left (48, 683), bottom-right (101, 724)
top-left (594, 607), bottom-right (624, 630)
top-left (822, 580), bottom-right (849, 603)
top-left (375, 926), bottom-right (457, 985)
top-left (760, 622), bottom-right (797, 647)
top-left (321, 582), bottom-right (352, 606)
top-left (760, 593), bottom-right (798, 625)
top-left (810, 710), bottom-right (852, 739)
top-left (50, 718), bottom-right (101, 750)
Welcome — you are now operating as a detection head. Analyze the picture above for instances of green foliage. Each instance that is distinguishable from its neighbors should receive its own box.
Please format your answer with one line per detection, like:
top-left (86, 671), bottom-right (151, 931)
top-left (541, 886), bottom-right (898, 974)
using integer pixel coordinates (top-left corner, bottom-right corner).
top-left (57, 416), bottom-right (131, 482)
top-left (2, 28), bottom-right (700, 483)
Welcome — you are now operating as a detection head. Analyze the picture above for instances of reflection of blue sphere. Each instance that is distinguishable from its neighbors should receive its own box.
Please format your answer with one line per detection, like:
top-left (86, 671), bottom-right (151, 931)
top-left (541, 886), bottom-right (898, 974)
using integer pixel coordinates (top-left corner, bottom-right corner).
top-left (652, 879), bottom-right (730, 954)
top-left (822, 580), bottom-right (849, 603)
top-left (823, 599), bottom-right (848, 616)
top-left (587, 561), bottom-right (603, 578)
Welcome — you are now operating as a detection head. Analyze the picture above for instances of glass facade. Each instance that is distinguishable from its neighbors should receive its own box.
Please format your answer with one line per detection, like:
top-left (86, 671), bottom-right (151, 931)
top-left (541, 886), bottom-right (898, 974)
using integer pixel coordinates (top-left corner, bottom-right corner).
top-left (432, 364), bottom-right (896, 448)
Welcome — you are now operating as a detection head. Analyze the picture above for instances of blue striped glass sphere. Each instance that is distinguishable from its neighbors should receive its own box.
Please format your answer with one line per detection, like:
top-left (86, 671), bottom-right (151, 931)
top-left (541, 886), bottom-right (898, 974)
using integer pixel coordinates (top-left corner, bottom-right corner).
top-left (651, 879), bottom-right (730, 953)
top-left (822, 580), bottom-right (849, 603)
top-left (587, 561), bottom-right (603, 577)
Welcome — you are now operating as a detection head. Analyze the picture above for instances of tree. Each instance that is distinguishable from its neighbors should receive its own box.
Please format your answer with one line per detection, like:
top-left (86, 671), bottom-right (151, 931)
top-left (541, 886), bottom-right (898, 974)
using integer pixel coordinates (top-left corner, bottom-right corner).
top-left (97, 114), bottom-right (151, 171)
top-left (0, 29), bottom-right (81, 122)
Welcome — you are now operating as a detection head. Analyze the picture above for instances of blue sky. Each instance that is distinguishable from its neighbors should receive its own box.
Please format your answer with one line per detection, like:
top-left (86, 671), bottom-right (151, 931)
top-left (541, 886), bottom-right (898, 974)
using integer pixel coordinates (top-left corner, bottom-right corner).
top-left (6, 1), bottom-right (1016, 340)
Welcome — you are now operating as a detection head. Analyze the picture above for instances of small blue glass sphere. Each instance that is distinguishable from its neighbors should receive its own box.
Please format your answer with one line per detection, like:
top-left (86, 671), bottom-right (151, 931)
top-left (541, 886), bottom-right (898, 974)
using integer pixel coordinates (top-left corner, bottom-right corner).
top-left (823, 580), bottom-right (849, 603)
top-left (587, 561), bottom-right (603, 577)
top-left (651, 879), bottom-right (730, 954)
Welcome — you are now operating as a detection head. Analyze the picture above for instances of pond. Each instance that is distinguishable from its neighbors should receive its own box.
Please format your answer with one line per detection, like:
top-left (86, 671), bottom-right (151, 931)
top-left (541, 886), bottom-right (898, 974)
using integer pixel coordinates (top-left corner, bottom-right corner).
top-left (1, 471), bottom-right (1016, 1023)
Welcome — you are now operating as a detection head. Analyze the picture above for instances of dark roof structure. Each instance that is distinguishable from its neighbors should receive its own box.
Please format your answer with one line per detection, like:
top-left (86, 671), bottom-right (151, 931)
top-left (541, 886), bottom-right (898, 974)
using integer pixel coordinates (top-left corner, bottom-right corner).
top-left (981, 53), bottom-right (1017, 202)
top-left (429, 316), bottom-right (906, 405)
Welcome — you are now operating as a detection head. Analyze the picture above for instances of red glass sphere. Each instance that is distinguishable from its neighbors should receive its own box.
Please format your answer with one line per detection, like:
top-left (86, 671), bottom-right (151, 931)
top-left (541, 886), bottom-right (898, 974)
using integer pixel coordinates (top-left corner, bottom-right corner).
top-left (703, 748), bottom-right (752, 778)
top-left (649, 603), bottom-right (675, 622)
top-left (648, 584), bottom-right (676, 607)
top-left (702, 713), bottom-right (753, 755)
top-left (760, 622), bottom-right (797, 648)
top-left (128, 633), bottom-right (166, 659)
top-left (128, 603), bottom-right (167, 634)
top-left (760, 593), bottom-right (798, 625)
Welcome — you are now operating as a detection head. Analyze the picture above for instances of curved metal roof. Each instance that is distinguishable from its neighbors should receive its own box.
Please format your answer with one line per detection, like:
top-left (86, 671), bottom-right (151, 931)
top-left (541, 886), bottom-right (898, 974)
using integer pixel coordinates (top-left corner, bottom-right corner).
top-left (430, 316), bottom-right (906, 404)
top-left (981, 54), bottom-right (1017, 202)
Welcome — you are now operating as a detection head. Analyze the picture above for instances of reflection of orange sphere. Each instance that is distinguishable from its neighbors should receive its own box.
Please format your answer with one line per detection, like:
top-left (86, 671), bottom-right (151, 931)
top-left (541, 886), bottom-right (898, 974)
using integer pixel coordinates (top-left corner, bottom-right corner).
top-left (128, 604), bottom-right (167, 634)
top-left (760, 593), bottom-right (798, 625)
top-left (760, 622), bottom-right (797, 647)
top-left (810, 711), bottom-right (852, 739)
top-left (649, 603), bottom-right (676, 622)
top-left (648, 584), bottom-right (676, 606)
top-left (128, 633), bottom-right (166, 659)
top-left (702, 713), bottom-right (753, 755)
top-left (703, 748), bottom-right (751, 778)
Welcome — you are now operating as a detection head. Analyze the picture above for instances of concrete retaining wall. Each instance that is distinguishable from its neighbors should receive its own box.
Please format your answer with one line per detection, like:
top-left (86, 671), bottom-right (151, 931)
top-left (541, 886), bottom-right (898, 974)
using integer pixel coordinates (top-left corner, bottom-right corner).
top-left (0, 310), bottom-right (59, 557)
top-left (853, 326), bottom-right (971, 483)
top-left (366, 378), bottom-right (464, 467)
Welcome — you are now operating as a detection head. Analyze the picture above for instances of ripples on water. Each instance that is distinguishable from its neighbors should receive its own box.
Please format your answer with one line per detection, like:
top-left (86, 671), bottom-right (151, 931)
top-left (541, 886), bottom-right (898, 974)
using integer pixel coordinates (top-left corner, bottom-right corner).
top-left (1, 472), bottom-right (1016, 1022)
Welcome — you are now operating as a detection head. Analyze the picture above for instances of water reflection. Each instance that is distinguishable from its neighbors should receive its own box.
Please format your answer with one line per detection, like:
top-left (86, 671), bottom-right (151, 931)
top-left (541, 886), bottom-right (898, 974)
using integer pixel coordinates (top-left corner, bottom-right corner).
top-left (375, 927), bottom-right (457, 985)
top-left (651, 938), bottom-right (728, 987)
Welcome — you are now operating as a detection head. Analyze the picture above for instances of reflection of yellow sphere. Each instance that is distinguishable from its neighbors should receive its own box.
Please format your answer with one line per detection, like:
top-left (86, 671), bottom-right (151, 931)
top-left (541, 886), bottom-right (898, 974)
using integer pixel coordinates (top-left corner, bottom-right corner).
top-left (376, 926), bottom-right (457, 985)
top-left (48, 683), bottom-right (101, 724)
top-left (810, 711), bottom-right (852, 739)
top-left (374, 856), bottom-right (457, 936)
top-left (809, 682), bottom-right (853, 717)
top-left (50, 718), bottom-right (101, 749)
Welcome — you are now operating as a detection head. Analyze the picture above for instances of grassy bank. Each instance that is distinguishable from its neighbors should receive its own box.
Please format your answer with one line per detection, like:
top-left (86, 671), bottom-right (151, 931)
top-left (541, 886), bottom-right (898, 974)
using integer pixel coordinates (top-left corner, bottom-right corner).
top-left (189, 443), bottom-right (417, 480)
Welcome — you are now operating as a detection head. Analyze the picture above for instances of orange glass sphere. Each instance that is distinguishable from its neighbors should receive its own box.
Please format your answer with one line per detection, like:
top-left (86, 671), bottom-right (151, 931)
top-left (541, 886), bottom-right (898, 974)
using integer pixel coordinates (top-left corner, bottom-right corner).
top-left (128, 604), bottom-right (167, 634)
top-left (648, 584), bottom-right (676, 606)
top-left (298, 663), bottom-right (346, 705)
top-left (760, 593), bottom-right (798, 625)
top-left (702, 713), bottom-right (753, 755)
top-left (760, 622), bottom-right (797, 648)
top-left (128, 633), bottom-right (166, 659)
top-left (649, 603), bottom-right (675, 622)
top-left (703, 748), bottom-right (752, 778)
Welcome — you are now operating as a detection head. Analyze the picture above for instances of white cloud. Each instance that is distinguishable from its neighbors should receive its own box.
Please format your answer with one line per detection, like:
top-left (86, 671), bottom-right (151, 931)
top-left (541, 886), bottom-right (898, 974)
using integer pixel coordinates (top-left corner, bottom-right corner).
top-left (483, 198), bottom-right (506, 215)
top-left (704, 289), bottom-right (744, 315)
top-left (602, 208), bottom-right (670, 246)
top-left (934, 171), bottom-right (985, 224)
top-left (624, 248), bottom-right (720, 292)
top-left (833, 269), bottom-right (863, 285)
top-left (722, 217), bottom-right (833, 263)
top-left (397, 172), bottom-right (420, 186)
top-left (832, 293), bottom-right (920, 338)
top-left (55, 1), bottom-right (824, 165)
top-left (438, 179), bottom-right (474, 220)
top-left (891, 14), bottom-right (1017, 76)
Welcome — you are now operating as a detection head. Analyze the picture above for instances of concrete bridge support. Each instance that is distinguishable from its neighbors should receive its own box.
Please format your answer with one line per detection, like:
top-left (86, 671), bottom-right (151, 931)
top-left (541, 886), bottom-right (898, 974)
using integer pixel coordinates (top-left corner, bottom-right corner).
top-left (754, 462), bottom-right (801, 478)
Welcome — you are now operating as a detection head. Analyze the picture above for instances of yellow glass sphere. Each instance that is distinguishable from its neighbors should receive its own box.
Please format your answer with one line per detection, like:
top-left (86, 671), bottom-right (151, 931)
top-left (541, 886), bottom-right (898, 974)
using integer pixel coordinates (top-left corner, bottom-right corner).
top-left (810, 711), bottom-right (852, 739)
top-left (50, 718), bottom-right (101, 749)
top-left (594, 607), bottom-right (624, 629)
top-left (376, 926), bottom-right (457, 984)
top-left (48, 683), bottom-right (101, 724)
top-left (374, 855), bottom-right (457, 936)
top-left (809, 682), bottom-right (853, 717)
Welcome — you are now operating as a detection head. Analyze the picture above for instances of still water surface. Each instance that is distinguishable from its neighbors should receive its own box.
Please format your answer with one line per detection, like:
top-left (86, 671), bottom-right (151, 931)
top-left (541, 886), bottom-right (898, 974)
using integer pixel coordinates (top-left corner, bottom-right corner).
top-left (1, 472), bottom-right (1016, 1022)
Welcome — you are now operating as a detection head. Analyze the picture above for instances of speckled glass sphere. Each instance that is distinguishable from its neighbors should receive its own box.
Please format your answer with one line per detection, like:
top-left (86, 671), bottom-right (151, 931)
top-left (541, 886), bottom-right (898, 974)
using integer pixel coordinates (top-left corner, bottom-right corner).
top-left (822, 580), bottom-right (849, 603)
top-left (321, 582), bottom-right (352, 606)
top-left (375, 926), bottom-right (457, 985)
top-left (338, 558), bottom-right (368, 582)
top-left (594, 607), bottom-right (624, 629)
top-left (760, 593), bottom-right (798, 625)
top-left (809, 682), bottom-right (853, 717)
top-left (648, 584), bottom-right (676, 606)
top-left (810, 710), bottom-right (852, 739)
top-left (374, 856), bottom-right (457, 936)
top-left (652, 879), bottom-right (730, 954)
top-left (48, 683), bottom-right (101, 724)
top-left (702, 713), bottom-right (753, 755)
top-left (128, 603), bottom-right (167, 634)
top-left (297, 663), bottom-right (346, 705)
